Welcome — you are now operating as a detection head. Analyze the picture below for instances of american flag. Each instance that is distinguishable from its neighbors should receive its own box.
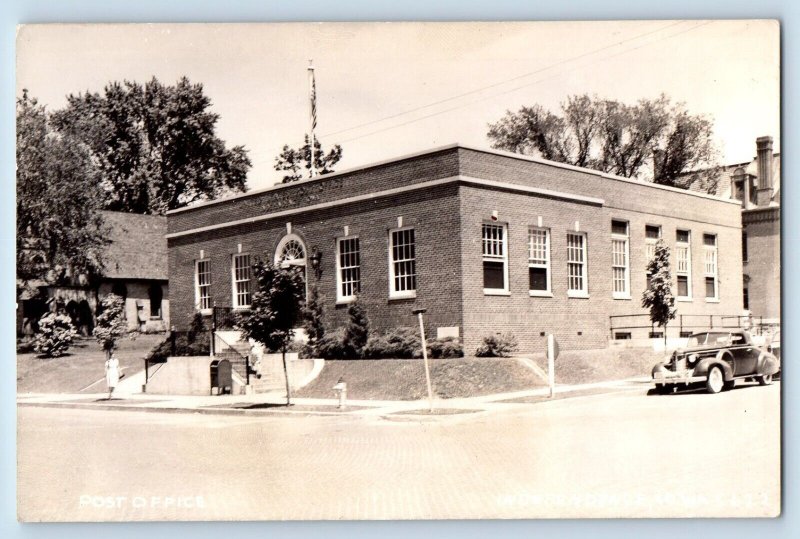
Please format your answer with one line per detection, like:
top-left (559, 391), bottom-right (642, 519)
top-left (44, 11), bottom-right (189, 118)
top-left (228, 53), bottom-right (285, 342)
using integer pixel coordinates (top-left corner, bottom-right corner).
top-left (309, 63), bottom-right (317, 131)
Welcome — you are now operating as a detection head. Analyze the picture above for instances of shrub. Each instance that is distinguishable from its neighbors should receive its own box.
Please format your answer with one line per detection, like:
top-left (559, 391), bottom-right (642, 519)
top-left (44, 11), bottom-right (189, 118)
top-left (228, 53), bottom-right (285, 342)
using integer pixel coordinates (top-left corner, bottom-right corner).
top-left (33, 313), bottom-right (78, 357)
top-left (303, 284), bottom-right (325, 354)
top-left (475, 333), bottom-right (518, 357)
top-left (314, 328), bottom-right (349, 359)
top-left (342, 299), bottom-right (369, 357)
top-left (94, 293), bottom-right (127, 358)
top-left (363, 327), bottom-right (420, 359)
top-left (146, 331), bottom-right (210, 363)
top-left (427, 336), bottom-right (464, 359)
top-left (187, 312), bottom-right (207, 342)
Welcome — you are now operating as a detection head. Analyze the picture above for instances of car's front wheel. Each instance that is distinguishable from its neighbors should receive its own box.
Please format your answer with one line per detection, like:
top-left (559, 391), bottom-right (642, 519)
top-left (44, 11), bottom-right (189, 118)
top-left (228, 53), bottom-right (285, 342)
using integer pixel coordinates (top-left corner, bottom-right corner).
top-left (758, 373), bottom-right (774, 386)
top-left (706, 366), bottom-right (725, 394)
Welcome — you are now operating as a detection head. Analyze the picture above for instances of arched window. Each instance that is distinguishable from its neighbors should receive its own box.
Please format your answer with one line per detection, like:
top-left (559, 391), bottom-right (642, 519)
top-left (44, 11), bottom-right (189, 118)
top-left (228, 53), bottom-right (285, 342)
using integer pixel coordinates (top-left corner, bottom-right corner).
top-left (274, 234), bottom-right (307, 295)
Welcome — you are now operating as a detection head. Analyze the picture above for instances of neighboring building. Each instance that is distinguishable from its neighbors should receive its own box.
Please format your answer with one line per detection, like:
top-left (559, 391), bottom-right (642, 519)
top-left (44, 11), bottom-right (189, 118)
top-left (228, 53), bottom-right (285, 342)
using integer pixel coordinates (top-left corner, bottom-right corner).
top-left (17, 211), bottom-right (170, 336)
top-left (717, 136), bottom-right (780, 324)
top-left (166, 144), bottom-right (743, 353)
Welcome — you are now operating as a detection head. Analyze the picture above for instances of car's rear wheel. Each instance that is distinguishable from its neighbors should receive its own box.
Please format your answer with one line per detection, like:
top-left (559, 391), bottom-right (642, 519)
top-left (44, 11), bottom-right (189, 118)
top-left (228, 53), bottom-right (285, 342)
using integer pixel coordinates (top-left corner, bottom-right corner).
top-left (706, 366), bottom-right (725, 394)
top-left (758, 373), bottom-right (773, 386)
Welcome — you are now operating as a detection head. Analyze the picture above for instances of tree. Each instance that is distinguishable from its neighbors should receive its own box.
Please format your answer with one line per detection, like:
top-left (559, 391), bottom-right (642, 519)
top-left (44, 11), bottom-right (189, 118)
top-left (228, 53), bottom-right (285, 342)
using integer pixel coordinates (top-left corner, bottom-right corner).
top-left (487, 94), bottom-right (720, 192)
top-left (50, 77), bottom-right (251, 214)
top-left (642, 240), bottom-right (677, 348)
top-left (236, 259), bottom-right (305, 405)
top-left (94, 294), bottom-right (128, 359)
top-left (16, 90), bottom-right (109, 297)
top-left (342, 297), bottom-right (369, 358)
top-left (274, 134), bottom-right (343, 183)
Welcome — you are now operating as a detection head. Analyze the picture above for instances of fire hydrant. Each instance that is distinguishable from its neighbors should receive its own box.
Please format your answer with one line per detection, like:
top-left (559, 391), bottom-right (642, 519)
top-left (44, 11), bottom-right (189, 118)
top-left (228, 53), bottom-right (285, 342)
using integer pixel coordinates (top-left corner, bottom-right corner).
top-left (332, 378), bottom-right (347, 409)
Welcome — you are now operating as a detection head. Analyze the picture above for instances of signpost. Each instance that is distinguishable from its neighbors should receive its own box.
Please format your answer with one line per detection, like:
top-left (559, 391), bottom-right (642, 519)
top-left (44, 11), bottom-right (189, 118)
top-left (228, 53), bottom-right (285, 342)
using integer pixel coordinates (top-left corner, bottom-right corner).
top-left (547, 333), bottom-right (559, 398)
top-left (413, 308), bottom-right (434, 412)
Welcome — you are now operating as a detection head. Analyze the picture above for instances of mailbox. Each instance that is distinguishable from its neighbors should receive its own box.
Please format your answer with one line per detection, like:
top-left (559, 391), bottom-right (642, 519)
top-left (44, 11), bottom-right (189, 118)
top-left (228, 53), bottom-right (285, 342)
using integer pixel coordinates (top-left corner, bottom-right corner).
top-left (210, 359), bottom-right (232, 395)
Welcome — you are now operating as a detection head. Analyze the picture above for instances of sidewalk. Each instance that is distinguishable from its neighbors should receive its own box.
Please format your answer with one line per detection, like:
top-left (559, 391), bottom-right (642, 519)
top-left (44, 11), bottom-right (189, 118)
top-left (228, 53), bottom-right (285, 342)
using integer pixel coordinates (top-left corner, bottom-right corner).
top-left (17, 376), bottom-right (652, 419)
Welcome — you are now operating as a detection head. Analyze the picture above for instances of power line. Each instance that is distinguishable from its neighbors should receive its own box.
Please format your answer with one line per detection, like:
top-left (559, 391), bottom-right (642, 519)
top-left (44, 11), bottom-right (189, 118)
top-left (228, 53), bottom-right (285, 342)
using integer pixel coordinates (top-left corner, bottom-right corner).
top-left (252, 20), bottom-right (712, 165)
top-left (319, 20), bottom-right (687, 140)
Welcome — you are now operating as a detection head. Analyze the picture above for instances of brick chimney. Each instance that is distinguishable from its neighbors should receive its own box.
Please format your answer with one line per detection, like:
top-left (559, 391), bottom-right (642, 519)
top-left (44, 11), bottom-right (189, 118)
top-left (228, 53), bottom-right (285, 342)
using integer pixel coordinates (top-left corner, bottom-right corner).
top-left (756, 136), bottom-right (774, 206)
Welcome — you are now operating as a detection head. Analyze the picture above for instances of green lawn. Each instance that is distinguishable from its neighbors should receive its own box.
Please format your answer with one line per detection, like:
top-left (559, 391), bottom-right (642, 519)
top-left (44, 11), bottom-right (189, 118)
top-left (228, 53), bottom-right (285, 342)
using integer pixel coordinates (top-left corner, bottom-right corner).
top-left (296, 357), bottom-right (546, 401)
top-left (17, 333), bottom-right (166, 394)
top-left (529, 346), bottom-right (665, 385)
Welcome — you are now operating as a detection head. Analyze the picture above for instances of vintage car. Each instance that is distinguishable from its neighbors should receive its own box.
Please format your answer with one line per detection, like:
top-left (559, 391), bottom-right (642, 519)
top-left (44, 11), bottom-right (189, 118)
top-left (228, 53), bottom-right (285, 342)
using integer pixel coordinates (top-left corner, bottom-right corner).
top-left (652, 329), bottom-right (780, 394)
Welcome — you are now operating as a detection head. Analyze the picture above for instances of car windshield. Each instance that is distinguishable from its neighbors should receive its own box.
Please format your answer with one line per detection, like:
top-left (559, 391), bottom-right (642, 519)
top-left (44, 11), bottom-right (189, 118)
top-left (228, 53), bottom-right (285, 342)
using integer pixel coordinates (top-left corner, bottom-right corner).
top-left (688, 332), bottom-right (731, 347)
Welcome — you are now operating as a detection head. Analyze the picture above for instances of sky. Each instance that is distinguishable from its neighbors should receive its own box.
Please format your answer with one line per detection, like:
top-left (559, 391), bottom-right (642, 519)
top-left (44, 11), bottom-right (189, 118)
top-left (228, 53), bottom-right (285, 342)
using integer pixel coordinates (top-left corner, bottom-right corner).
top-left (16, 20), bottom-right (780, 191)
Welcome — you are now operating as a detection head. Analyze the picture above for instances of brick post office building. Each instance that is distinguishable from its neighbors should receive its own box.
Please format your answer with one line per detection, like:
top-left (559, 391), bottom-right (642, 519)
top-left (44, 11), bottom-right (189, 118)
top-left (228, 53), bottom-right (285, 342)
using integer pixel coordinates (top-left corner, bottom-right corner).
top-left (166, 144), bottom-right (743, 353)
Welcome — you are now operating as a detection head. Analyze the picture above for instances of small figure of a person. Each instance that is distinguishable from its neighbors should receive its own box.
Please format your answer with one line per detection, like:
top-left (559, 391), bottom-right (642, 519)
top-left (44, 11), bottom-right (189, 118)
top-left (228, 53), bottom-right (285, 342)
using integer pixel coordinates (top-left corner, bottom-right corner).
top-left (105, 353), bottom-right (120, 400)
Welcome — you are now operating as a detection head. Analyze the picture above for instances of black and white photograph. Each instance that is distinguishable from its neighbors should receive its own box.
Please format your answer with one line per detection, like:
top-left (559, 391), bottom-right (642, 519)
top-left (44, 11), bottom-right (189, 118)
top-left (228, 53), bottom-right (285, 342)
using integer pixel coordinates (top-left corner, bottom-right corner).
top-left (15, 20), bottom-right (780, 521)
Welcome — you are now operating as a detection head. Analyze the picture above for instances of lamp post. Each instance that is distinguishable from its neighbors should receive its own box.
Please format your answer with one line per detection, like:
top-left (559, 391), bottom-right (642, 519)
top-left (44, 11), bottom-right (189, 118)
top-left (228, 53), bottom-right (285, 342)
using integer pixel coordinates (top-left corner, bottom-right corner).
top-left (413, 308), bottom-right (434, 412)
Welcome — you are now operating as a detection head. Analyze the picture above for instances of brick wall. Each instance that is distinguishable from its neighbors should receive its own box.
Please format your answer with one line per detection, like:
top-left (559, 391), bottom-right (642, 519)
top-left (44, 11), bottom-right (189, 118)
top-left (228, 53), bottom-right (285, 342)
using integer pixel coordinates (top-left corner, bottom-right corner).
top-left (167, 148), bottom-right (460, 235)
top-left (457, 148), bottom-right (743, 353)
top-left (167, 145), bottom-right (743, 354)
top-left (743, 207), bottom-right (780, 321)
top-left (168, 184), bottom-right (463, 337)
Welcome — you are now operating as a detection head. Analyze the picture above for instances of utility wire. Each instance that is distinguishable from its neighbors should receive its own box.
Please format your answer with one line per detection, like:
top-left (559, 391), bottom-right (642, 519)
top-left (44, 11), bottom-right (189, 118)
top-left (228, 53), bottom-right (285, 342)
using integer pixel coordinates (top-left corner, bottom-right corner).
top-left (252, 20), bottom-right (712, 165)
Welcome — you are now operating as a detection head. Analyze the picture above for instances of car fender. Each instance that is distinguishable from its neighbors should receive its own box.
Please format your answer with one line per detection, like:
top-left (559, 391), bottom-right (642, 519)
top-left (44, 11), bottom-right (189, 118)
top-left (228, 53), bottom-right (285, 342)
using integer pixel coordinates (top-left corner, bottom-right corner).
top-left (693, 351), bottom-right (734, 380)
top-left (651, 362), bottom-right (669, 378)
top-left (757, 351), bottom-right (780, 376)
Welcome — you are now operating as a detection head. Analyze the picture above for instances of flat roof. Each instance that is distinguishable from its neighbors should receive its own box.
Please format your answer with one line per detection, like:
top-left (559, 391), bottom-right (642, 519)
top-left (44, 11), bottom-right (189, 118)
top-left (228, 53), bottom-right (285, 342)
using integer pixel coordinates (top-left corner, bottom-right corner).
top-left (167, 143), bottom-right (741, 216)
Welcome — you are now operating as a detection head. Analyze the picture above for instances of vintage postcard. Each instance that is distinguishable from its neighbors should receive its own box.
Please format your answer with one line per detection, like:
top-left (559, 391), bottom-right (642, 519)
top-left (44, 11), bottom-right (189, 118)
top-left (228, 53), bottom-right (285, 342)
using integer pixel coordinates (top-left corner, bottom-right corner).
top-left (16, 21), bottom-right (780, 521)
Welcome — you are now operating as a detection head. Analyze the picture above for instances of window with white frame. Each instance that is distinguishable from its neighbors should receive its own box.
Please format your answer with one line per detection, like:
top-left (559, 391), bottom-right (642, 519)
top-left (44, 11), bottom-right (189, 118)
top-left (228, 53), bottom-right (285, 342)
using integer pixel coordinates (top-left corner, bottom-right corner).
top-left (645, 225), bottom-right (661, 262)
top-left (567, 232), bottom-right (588, 296)
top-left (337, 237), bottom-right (361, 301)
top-left (703, 233), bottom-right (718, 299)
top-left (195, 259), bottom-right (212, 311)
top-left (611, 220), bottom-right (630, 298)
top-left (482, 223), bottom-right (508, 293)
top-left (528, 227), bottom-right (551, 295)
top-left (645, 225), bottom-right (661, 289)
top-left (231, 254), bottom-right (251, 309)
top-left (676, 229), bottom-right (692, 299)
top-left (389, 228), bottom-right (416, 297)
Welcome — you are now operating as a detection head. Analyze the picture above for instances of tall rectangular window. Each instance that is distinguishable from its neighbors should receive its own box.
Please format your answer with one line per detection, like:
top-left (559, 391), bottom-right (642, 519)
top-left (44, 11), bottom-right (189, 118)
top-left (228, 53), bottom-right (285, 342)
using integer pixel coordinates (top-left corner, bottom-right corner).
top-left (482, 223), bottom-right (508, 293)
top-left (195, 259), bottom-right (212, 311)
top-left (528, 227), bottom-right (551, 295)
top-left (704, 233), bottom-right (718, 300)
top-left (742, 231), bottom-right (748, 262)
top-left (645, 225), bottom-right (662, 289)
top-left (645, 225), bottom-right (661, 262)
top-left (611, 220), bottom-right (629, 298)
top-left (676, 229), bottom-right (692, 300)
top-left (389, 228), bottom-right (416, 298)
top-left (567, 232), bottom-right (588, 296)
top-left (231, 254), bottom-right (251, 309)
top-left (337, 237), bottom-right (361, 302)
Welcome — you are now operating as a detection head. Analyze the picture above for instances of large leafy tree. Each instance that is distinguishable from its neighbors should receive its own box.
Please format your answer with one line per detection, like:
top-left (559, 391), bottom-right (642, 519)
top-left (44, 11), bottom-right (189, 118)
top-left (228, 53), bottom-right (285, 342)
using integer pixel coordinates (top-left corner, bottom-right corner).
top-left (16, 90), bottom-right (108, 296)
top-left (51, 77), bottom-right (251, 214)
top-left (488, 94), bottom-right (720, 192)
top-left (236, 259), bottom-right (305, 405)
top-left (274, 135), bottom-right (343, 183)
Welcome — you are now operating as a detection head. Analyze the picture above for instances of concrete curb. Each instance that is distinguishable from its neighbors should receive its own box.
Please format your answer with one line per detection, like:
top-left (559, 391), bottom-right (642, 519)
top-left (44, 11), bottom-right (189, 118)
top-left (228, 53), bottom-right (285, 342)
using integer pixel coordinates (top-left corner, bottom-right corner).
top-left (18, 377), bottom-right (650, 419)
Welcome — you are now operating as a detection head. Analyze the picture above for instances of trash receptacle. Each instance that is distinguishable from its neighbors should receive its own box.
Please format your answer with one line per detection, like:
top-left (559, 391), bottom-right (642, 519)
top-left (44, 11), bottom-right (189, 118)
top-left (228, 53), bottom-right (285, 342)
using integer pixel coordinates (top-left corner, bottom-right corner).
top-left (210, 359), bottom-right (232, 395)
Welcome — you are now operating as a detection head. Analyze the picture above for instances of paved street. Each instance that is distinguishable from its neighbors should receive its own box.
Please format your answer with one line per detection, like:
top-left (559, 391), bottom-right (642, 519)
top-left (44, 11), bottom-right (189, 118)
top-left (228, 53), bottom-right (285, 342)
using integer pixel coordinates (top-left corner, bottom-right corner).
top-left (18, 382), bottom-right (780, 521)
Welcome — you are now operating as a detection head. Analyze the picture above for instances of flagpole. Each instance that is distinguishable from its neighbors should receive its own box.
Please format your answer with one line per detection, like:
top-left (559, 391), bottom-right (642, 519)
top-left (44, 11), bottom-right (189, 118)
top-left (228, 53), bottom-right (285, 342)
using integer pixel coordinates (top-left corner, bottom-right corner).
top-left (308, 59), bottom-right (317, 178)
